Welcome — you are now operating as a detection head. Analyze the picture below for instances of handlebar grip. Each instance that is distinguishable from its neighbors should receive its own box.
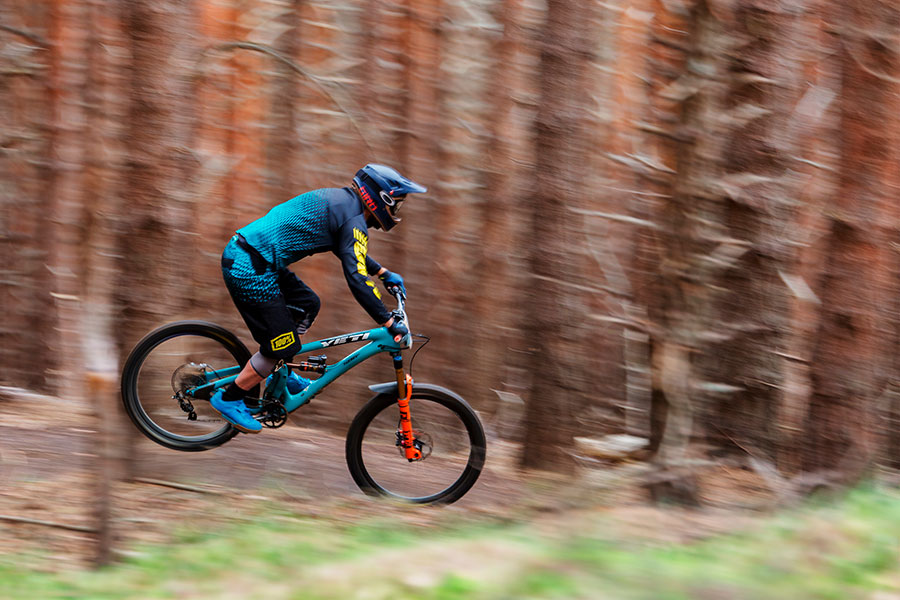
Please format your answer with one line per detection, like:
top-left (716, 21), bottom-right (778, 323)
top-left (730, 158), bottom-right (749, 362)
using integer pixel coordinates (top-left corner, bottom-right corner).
top-left (386, 284), bottom-right (405, 299)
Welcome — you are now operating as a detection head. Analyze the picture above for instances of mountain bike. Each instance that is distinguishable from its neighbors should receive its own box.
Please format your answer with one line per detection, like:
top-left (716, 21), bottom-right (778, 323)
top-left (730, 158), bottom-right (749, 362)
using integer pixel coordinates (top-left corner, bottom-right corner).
top-left (121, 288), bottom-right (486, 505)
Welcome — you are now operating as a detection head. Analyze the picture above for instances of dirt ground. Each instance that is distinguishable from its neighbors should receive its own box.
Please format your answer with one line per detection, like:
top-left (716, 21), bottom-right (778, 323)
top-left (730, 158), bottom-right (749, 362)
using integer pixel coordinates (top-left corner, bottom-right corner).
top-left (0, 385), bottom-right (772, 572)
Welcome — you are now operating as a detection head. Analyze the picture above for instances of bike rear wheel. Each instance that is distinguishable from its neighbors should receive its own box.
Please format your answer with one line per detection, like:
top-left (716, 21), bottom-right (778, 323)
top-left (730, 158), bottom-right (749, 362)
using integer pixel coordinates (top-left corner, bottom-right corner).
top-left (121, 321), bottom-right (258, 451)
top-left (345, 386), bottom-right (486, 504)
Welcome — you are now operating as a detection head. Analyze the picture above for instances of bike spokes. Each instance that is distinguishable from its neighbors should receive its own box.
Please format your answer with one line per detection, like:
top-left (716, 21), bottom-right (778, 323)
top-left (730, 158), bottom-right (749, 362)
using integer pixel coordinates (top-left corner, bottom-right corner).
top-left (122, 323), bottom-right (258, 450)
top-left (353, 395), bottom-right (477, 501)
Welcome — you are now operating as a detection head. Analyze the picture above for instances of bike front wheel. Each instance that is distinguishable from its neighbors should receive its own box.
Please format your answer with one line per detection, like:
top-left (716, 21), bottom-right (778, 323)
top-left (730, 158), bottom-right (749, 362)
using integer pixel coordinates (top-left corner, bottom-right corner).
top-left (121, 321), bottom-right (258, 451)
top-left (345, 386), bottom-right (486, 504)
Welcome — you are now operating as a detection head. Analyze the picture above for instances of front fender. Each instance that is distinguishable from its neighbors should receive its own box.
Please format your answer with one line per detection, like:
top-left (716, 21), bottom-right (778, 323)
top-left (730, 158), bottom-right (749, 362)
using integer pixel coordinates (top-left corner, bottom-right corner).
top-left (367, 381), bottom-right (468, 404)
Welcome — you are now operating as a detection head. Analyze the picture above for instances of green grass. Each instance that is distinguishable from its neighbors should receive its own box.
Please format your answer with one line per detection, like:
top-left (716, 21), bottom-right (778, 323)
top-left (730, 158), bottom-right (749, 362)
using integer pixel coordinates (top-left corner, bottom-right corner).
top-left (2, 487), bottom-right (899, 599)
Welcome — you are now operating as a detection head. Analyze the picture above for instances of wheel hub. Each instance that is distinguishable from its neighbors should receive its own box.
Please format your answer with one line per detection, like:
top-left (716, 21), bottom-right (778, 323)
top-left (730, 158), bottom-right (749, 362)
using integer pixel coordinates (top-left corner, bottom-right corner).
top-left (395, 429), bottom-right (432, 461)
top-left (171, 362), bottom-right (212, 400)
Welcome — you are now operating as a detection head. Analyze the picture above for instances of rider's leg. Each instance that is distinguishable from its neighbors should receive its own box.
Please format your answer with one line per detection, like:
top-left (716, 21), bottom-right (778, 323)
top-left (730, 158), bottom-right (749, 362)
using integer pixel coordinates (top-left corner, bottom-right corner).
top-left (277, 269), bottom-right (320, 335)
top-left (233, 351), bottom-right (276, 390)
top-left (217, 239), bottom-right (301, 431)
top-left (218, 303), bottom-right (300, 398)
top-left (236, 363), bottom-right (265, 389)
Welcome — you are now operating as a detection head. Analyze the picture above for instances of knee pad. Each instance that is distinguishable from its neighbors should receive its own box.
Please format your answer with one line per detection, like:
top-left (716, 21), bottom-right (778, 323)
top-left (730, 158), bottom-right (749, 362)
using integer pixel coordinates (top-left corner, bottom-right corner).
top-left (249, 352), bottom-right (279, 377)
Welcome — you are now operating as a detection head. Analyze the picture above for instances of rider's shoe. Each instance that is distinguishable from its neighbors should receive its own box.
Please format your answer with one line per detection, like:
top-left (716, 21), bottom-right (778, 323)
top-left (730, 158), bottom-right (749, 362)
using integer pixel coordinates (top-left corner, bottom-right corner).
top-left (210, 389), bottom-right (262, 433)
top-left (266, 371), bottom-right (310, 395)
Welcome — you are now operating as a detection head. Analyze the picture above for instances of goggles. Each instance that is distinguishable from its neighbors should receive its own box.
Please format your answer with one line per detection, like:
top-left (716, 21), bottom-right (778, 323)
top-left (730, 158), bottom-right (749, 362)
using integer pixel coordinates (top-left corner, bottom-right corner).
top-left (380, 191), bottom-right (407, 216)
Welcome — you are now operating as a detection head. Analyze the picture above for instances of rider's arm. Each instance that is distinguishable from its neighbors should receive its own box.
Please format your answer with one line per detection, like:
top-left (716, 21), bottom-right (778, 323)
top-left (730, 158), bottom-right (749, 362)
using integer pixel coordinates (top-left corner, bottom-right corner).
top-left (365, 255), bottom-right (384, 277)
top-left (334, 216), bottom-right (393, 325)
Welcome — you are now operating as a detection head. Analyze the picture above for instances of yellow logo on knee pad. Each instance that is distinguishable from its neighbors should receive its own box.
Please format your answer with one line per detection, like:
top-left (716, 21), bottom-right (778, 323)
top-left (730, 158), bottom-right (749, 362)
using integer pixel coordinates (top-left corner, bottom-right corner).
top-left (271, 331), bottom-right (296, 352)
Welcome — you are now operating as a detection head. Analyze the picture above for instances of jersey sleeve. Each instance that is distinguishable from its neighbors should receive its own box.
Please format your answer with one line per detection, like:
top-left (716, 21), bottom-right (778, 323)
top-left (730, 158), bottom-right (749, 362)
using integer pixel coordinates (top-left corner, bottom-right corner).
top-left (365, 255), bottom-right (382, 276)
top-left (334, 216), bottom-right (392, 324)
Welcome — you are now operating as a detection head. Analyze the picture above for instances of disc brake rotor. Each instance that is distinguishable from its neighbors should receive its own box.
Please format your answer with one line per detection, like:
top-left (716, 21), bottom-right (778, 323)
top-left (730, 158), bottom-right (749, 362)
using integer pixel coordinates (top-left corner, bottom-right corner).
top-left (396, 430), bottom-right (433, 460)
top-left (171, 362), bottom-right (211, 399)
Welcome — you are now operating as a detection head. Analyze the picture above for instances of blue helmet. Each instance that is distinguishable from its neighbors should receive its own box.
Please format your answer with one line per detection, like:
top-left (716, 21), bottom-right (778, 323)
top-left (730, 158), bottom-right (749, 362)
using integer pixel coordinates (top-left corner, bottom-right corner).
top-left (352, 164), bottom-right (427, 231)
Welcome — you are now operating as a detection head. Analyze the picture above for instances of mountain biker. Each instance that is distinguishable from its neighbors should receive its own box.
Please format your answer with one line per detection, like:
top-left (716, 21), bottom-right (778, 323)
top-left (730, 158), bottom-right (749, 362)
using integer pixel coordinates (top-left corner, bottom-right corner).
top-left (212, 164), bottom-right (427, 433)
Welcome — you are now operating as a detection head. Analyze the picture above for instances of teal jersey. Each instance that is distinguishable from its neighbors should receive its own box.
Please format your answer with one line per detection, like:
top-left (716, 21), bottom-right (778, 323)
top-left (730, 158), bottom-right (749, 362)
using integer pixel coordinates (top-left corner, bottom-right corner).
top-left (232, 187), bottom-right (390, 323)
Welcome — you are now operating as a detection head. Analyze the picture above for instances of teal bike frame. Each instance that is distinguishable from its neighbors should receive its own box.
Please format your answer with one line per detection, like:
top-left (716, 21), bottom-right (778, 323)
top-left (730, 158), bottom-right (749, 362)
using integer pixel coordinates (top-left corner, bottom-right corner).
top-left (186, 295), bottom-right (412, 415)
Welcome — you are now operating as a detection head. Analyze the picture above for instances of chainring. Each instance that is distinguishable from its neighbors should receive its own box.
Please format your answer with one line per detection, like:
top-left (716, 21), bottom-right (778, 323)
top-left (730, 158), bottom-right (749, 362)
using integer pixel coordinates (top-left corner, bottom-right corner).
top-left (256, 402), bottom-right (288, 428)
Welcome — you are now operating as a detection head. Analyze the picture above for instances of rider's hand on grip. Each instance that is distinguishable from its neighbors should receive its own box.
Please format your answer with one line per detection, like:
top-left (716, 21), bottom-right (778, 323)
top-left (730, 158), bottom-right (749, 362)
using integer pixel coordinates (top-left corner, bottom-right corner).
top-left (387, 318), bottom-right (409, 343)
top-left (385, 283), bottom-right (405, 299)
top-left (379, 270), bottom-right (406, 296)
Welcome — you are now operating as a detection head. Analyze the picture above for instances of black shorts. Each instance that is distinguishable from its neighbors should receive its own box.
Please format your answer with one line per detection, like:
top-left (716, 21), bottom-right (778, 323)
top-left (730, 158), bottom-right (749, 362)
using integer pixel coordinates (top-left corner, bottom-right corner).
top-left (222, 238), bottom-right (320, 359)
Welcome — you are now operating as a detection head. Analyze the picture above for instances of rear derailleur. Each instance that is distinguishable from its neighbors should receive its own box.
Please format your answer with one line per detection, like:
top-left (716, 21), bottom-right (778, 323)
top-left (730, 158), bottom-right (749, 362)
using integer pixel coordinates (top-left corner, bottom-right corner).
top-left (174, 391), bottom-right (197, 421)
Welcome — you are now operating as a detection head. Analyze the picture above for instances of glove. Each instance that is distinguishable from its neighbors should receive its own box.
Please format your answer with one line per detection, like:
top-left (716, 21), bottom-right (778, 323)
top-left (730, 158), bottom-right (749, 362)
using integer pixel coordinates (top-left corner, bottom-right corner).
top-left (379, 270), bottom-right (406, 296)
top-left (387, 318), bottom-right (409, 343)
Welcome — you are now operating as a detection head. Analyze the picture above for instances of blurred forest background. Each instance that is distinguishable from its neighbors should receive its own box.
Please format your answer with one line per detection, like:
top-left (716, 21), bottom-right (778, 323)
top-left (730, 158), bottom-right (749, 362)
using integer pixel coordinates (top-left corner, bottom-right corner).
top-left (2, 0), bottom-right (900, 531)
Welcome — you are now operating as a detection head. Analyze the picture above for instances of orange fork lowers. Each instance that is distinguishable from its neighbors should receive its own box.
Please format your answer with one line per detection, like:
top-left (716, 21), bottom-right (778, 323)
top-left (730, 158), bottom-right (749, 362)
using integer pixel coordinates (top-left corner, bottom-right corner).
top-left (396, 373), bottom-right (421, 461)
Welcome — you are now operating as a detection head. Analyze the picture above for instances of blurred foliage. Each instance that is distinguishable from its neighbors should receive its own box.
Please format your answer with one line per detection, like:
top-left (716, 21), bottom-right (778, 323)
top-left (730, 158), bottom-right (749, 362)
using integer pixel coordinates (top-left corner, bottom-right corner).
top-left (3, 485), bottom-right (899, 599)
top-left (3, 0), bottom-right (900, 579)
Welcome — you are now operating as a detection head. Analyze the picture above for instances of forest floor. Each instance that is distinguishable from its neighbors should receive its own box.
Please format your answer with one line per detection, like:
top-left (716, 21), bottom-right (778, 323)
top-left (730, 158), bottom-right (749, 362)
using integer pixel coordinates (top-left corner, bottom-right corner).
top-left (1, 386), bottom-right (898, 598)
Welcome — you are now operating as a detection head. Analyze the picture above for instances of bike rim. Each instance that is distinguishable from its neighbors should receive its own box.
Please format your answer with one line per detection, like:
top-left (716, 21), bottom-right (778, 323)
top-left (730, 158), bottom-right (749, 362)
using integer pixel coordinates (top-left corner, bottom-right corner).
top-left (356, 396), bottom-right (478, 502)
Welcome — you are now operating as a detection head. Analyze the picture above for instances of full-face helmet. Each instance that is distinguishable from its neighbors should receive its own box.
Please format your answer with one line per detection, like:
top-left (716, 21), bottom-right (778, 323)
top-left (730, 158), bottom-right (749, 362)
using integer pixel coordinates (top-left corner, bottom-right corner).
top-left (352, 164), bottom-right (427, 231)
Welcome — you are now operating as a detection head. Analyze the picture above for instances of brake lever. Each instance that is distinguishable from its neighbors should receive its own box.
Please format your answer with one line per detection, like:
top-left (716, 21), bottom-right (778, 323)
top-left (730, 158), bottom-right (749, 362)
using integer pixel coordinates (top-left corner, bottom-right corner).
top-left (387, 284), bottom-right (406, 301)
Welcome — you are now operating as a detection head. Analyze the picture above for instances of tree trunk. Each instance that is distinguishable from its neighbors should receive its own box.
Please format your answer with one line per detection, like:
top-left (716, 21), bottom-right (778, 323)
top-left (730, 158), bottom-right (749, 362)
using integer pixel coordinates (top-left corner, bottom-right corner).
top-left (804, 0), bottom-right (900, 479)
top-left (773, 0), bottom-right (838, 474)
top-left (264, 0), bottom-right (302, 204)
top-left (0, 5), bottom-right (53, 390)
top-left (596, 0), bottom-right (655, 439)
top-left (82, 0), bottom-right (127, 563)
top-left (46, 0), bottom-right (88, 398)
top-left (117, 1), bottom-right (198, 478)
top-left (629, 0), bottom-right (696, 452)
top-left (117, 0), bottom-right (197, 355)
top-left (703, 0), bottom-right (829, 459)
top-left (520, 0), bottom-right (591, 472)
top-left (633, 0), bottom-right (732, 475)
top-left (467, 0), bottom-right (527, 418)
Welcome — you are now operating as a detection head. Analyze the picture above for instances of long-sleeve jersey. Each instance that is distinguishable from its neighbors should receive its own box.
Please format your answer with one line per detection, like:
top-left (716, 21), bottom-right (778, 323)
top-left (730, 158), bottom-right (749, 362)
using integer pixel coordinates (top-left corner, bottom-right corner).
top-left (236, 187), bottom-right (392, 324)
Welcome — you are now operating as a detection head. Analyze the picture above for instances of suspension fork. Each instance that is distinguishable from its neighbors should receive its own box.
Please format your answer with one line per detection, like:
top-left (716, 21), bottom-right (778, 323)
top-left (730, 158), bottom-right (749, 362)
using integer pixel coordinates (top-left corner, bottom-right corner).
top-left (392, 353), bottom-right (421, 461)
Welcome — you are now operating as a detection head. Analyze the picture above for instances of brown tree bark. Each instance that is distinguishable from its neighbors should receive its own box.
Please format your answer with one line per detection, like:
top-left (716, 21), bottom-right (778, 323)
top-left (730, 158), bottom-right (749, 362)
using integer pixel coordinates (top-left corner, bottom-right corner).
top-left (594, 0), bottom-right (655, 439)
top-left (264, 0), bottom-right (302, 204)
top-left (116, 1), bottom-right (199, 479)
top-left (769, 0), bottom-right (838, 474)
top-left (632, 0), bottom-right (734, 476)
top-left (46, 0), bottom-right (88, 398)
top-left (116, 0), bottom-right (198, 356)
top-left (520, 0), bottom-right (592, 472)
top-left (630, 0), bottom-right (694, 458)
top-left (804, 0), bottom-right (900, 480)
top-left (467, 0), bottom-right (527, 414)
top-left (0, 5), bottom-right (53, 390)
top-left (81, 0), bottom-right (127, 564)
top-left (702, 0), bottom-right (831, 461)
